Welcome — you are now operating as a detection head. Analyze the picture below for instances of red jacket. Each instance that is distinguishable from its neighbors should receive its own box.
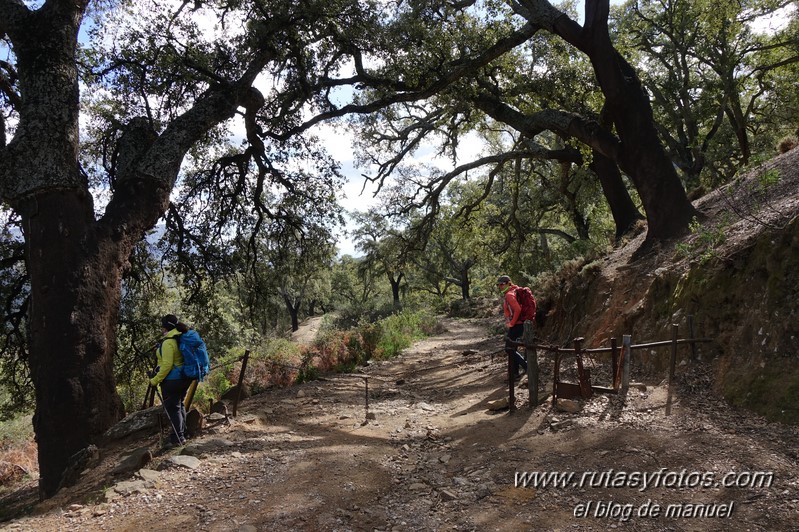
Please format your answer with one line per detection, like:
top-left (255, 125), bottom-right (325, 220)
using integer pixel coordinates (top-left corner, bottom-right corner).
top-left (503, 284), bottom-right (535, 327)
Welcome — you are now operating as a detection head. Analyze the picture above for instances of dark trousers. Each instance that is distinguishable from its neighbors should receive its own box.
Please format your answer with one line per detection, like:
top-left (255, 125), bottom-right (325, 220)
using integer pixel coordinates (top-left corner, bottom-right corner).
top-left (161, 378), bottom-right (192, 444)
top-left (505, 323), bottom-right (527, 373)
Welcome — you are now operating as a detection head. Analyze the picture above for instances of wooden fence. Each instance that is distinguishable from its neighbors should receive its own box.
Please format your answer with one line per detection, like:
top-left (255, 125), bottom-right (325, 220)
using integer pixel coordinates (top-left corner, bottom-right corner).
top-left (507, 318), bottom-right (711, 415)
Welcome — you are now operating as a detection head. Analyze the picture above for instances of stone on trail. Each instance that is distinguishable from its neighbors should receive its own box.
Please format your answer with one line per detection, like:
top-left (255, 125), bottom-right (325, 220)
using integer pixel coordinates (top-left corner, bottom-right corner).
top-left (486, 397), bottom-right (509, 411)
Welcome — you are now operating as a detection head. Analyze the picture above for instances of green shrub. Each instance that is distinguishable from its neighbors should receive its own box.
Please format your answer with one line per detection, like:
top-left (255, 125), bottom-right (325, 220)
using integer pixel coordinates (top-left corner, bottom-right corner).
top-left (0, 413), bottom-right (33, 449)
top-left (675, 217), bottom-right (729, 265)
top-left (373, 309), bottom-right (437, 359)
top-left (357, 320), bottom-right (382, 360)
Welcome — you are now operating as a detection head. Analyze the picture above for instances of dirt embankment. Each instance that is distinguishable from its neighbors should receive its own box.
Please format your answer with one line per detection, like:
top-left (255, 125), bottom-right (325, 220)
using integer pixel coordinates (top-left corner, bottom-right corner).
top-left (538, 146), bottom-right (799, 423)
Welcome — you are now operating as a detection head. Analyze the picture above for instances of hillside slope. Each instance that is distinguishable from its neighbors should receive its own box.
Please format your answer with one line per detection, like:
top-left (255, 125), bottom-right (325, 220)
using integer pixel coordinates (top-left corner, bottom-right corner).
top-left (538, 146), bottom-right (799, 423)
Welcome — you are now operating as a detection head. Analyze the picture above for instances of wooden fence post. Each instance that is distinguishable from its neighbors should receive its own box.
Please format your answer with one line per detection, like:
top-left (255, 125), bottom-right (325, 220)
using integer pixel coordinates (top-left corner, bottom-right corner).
top-left (610, 338), bottom-right (619, 390)
top-left (523, 321), bottom-right (538, 408)
top-left (552, 347), bottom-right (560, 407)
top-left (507, 339), bottom-right (516, 412)
top-left (363, 376), bottom-right (370, 423)
top-left (687, 315), bottom-right (698, 361)
top-left (666, 325), bottom-right (678, 416)
top-left (232, 350), bottom-right (250, 417)
top-left (574, 337), bottom-right (592, 399)
top-left (621, 335), bottom-right (632, 397)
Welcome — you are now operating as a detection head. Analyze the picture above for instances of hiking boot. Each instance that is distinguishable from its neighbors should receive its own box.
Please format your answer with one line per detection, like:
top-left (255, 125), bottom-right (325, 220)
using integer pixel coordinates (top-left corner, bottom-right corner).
top-left (160, 439), bottom-right (185, 452)
top-left (504, 372), bottom-right (524, 383)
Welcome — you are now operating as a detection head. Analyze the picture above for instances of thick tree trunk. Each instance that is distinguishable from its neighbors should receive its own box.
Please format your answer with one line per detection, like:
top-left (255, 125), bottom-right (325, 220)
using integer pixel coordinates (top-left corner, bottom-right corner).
top-left (20, 190), bottom-right (126, 497)
top-left (552, 0), bottom-right (697, 240)
top-left (595, 51), bottom-right (697, 240)
top-left (460, 276), bottom-right (470, 300)
top-left (19, 170), bottom-right (169, 498)
top-left (725, 100), bottom-right (751, 166)
top-left (589, 149), bottom-right (644, 240)
top-left (282, 293), bottom-right (301, 332)
top-left (454, 264), bottom-right (471, 300)
top-left (1, 0), bottom-right (261, 500)
top-left (3, 2), bottom-right (127, 498)
top-left (389, 273), bottom-right (404, 309)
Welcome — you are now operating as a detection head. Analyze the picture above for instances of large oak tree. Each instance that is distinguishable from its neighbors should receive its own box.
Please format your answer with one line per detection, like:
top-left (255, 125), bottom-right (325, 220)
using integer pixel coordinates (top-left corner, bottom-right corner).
top-left (0, 0), bottom-right (379, 497)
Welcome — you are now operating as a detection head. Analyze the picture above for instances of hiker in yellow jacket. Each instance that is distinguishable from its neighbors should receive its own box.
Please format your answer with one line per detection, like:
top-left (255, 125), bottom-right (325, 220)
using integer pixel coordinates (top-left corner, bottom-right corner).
top-left (151, 314), bottom-right (192, 448)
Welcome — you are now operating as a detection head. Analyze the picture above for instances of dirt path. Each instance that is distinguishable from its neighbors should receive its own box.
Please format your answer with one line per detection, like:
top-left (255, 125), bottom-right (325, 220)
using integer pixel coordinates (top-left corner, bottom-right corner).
top-left (290, 315), bottom-right (325, 345)
top-left (2, 317), bottom-right (797, 531)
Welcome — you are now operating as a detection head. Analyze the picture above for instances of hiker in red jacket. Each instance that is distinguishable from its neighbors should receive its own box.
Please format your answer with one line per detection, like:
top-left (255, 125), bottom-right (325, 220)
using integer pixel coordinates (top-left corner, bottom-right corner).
top-left (498, 275), bottom-right (535, 379)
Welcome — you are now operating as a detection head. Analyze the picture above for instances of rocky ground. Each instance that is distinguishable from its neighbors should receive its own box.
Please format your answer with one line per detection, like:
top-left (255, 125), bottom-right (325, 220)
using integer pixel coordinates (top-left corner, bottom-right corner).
top-left (1, 317), bottom-right (797, 532)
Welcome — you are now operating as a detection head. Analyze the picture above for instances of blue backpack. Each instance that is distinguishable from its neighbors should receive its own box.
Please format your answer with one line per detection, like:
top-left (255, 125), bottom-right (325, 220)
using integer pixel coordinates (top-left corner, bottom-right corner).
top-left (174, 329), bottom-right (210, 382)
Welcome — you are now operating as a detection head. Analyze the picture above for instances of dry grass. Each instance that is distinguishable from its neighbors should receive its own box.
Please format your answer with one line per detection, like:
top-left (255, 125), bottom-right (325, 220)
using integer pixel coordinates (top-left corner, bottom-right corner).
top-left (777, 135), bottom-right (798, 154)
top-left (0, 415), bottom-right (37, 490)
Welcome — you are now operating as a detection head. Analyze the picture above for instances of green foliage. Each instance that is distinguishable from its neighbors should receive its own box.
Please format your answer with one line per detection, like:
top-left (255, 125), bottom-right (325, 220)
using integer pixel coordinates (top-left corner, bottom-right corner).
top-left (291, 309), bottom-right (439, 384)
top-left (0, 212), bottom-right (31, 419)
top-left (0, 412), bottom-right (37, 494)
top-left (614, 0), bottom-right (798, 188)
top-left (758, 168), bottom-right (781, 189)
top-left (190, 383), bottom-right (218, 413)
top-left (675, 218), bottom-right (729, 265)
top-left (0, 413), bottom-right (33, 449)
top-left (295, 364), bottom-right (320, 384)
top-left (331, 298), bottom-right (397, 330)
top-left (372, 310), bottom-right (438, 359)
top-left (205, 364), bottom-right (236, 400)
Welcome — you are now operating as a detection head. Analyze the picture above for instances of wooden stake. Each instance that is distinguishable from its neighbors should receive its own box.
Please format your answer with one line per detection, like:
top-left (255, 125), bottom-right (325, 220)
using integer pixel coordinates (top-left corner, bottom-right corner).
top-left (232, 350), bottom-right (250, 417)
top-left (621, 335), bottom-right (631, 397)
top-left (666, 325), bottom-right (678, 416)
top-left (553, 348), bottom-right (560, 407)
top-left (365, 376), bottom-right (369, 421)
top-left (523, 321), bottom-right (538, 408)
top-left (611, 338), bottom-right (619, 390)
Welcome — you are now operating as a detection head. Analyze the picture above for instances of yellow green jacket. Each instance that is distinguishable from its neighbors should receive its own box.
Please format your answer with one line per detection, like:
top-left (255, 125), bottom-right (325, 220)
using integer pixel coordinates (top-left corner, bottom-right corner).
top-left (150, 329), bottom-right (184, 386)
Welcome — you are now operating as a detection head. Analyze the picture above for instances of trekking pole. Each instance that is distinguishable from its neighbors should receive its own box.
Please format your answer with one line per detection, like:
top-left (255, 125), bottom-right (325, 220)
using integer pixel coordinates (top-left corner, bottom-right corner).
top-left (141, 383), bottom-right (153, 410)
top-left (153, 387), bottom-right (182, 446)
top-left (142, 364), bottom-right (158, 410)
top-left (142, 345), bottom-right (160, 410)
